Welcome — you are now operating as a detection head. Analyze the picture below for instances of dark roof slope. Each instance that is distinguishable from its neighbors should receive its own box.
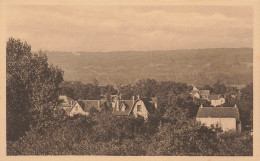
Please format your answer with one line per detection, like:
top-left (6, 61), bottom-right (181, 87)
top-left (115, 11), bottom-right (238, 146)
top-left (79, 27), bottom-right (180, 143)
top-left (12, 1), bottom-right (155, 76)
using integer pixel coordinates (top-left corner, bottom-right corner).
top-left (78, 100), bottom-right (105, 112)
top-left (198, 90), bottom-right (210, 95)
top-left (209, 94), bottom-right (220, 100)
top-left (196, 107), bottom-right (240, 120)
top-left (112, 100), bottom-right (134, 116)
top-left (120, 100), bottom-right (134, 109)
top-left (59, 95), bottom-right (75, 107)
top-left (112, 98), bottom-right (156, 116)
top-left (143, 99), bottom-right (156, 113)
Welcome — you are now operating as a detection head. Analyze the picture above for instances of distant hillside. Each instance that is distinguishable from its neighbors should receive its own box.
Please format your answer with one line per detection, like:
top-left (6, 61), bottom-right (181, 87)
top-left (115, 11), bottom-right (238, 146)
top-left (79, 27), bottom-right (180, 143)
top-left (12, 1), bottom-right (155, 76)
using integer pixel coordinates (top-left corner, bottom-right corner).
top-left (46, 48), bottom-right (253, 86)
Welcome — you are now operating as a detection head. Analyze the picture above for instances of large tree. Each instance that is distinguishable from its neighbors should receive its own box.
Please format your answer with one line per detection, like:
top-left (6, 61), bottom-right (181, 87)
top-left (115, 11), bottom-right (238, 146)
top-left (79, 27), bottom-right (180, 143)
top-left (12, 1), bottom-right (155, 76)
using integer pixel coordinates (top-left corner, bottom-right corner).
top-left (6, 38), bottom-right (64, 141)
top-left (238, 83), bottom-right (253, 130)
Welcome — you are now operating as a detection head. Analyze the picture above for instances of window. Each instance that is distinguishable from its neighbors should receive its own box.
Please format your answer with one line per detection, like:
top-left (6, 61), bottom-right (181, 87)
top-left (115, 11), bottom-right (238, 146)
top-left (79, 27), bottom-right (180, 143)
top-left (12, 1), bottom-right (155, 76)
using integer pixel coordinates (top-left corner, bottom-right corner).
top-left (137, 105), bottom-right (141, 112)
top-left (121, 105), bottom-right (125, 111)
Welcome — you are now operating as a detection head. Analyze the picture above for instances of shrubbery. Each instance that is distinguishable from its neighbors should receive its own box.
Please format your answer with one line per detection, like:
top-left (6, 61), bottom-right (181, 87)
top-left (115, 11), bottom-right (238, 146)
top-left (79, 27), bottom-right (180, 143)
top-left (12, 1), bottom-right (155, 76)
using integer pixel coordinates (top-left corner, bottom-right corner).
top-left (6, 38), bottom-right (253, 156)
top-left (7, 108), bottom-right (253, 156)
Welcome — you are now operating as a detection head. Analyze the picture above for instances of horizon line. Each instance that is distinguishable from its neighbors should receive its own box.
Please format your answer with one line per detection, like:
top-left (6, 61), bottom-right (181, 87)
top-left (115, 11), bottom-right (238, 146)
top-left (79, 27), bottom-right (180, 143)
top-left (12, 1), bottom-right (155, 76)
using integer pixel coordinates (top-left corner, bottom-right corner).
top-left (35, 47), bottom-right (253, 53)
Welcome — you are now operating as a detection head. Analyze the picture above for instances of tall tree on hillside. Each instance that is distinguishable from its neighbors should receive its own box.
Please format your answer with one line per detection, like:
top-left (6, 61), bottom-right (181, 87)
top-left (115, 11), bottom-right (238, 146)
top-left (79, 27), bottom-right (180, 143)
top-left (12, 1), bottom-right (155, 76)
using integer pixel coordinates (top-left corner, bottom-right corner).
top-left (120, 84), bottom-right (134, 99)
top-left (6, 38), bottom-right (64, 141)
top-left (212, 80), bottom-right (226, 94)
top-left (92, 79), bottom-right (99, 87)
top-left (238, 83), bottom-right (253, 130)
top-left (133, 79), bottom-right (158, 98)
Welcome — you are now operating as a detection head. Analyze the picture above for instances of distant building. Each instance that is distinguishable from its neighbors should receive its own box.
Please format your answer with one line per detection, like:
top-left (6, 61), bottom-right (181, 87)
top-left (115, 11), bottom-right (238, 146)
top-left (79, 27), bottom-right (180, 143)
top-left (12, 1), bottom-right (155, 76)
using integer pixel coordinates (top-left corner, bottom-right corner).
top-left (112, 95), bottom-right (157, 119)
top-left (209, 94), bottom-right (225, 107)
top-left (196, 105), bottom-right (241, 132)
top-left (59, 95), bottom-right (89, 117)
top-left (190, 86), bottom-right (210, 100)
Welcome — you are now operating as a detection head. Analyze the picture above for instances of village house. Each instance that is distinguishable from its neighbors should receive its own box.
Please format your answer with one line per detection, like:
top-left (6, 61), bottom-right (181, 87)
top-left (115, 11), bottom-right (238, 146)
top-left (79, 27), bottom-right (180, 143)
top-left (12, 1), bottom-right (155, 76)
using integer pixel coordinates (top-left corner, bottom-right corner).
top-left (59, 94), bottom-right (157, 119)
top-left (190, 86), bottom-right (210, 100)
top-left (78, 99), bottom-right (106, 113)
top-left (196, 104), bottom-right (241, 132)
top-left (59, 95), bottom-right (89, 117)
top-left (209, 94), bottom-right (225, 107)
top-left (112, 95), bottom-right (157, 119)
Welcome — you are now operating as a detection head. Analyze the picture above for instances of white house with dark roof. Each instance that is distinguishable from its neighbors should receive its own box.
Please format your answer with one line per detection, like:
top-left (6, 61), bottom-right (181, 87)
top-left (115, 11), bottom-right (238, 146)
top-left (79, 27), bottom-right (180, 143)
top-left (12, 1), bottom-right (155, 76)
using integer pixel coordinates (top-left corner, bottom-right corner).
top-left (209, 94), bottom-right (225, 107)
top-left (78, 99), bottom-right (106, 113)
top-left (59, 95), bottom-right (89, 117)
top-left (112, 95), bottom-right (156, 119)
top-left (190, 86), bottom-right (210, 100)
top-left (196, 104), bottom-right (241, 132)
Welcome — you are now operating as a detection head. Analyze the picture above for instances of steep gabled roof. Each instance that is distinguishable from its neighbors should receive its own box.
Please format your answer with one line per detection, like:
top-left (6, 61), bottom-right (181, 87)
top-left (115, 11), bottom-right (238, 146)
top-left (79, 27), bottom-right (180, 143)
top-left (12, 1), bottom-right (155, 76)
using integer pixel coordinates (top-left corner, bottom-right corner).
top-left (78, 100), bottom-right (105, 112)
top-left (59, 95), bottom-right (75, 107)
top-left (59, 95), bottom-right (82, 114)
top-left (191, 90), bottom-right (198, 95)
top-left (143, 99), bottom-right (156, 113)
top-left (196, 107), bottom-right (240, 120)
top-left (120, 100), bottom-right (134, 109)
top-left (113, 98), bottom-right (156, 116)
top-left (112, 100), bottom-right (134, 116)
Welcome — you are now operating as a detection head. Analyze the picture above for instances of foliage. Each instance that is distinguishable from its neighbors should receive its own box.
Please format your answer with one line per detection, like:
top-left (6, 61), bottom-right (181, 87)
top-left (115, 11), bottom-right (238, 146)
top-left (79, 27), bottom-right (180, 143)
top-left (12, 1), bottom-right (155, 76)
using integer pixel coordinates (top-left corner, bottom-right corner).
top-left (6, 38), bottom-right (253, 155)
top-left (120, 84), bottom-right (134, 99)
top-left (7, 105), bottom-right (253, 156)
top-left (217, 131), bottom-right (253, 156)
top-left (212, 80), bottom-right (227, 94)
top-left (238, 83), bottom-right (253, 130)
top-left (6, 38), bottom-right (64, 141)
top-left (60, 81), bottom-right (117, 100)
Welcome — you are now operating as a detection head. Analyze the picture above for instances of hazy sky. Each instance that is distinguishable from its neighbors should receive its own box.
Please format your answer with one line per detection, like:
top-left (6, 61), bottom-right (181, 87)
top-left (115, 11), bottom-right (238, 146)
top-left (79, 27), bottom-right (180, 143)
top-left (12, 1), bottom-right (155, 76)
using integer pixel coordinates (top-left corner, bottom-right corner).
top-left (6, 5), bottom-right (253, 52)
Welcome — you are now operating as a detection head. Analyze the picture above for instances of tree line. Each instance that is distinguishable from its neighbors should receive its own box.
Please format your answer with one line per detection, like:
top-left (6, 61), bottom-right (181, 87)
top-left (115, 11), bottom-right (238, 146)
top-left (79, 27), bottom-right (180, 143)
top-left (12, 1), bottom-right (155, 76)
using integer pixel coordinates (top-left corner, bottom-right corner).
top-left (6, 38), bottom-right (253, 155)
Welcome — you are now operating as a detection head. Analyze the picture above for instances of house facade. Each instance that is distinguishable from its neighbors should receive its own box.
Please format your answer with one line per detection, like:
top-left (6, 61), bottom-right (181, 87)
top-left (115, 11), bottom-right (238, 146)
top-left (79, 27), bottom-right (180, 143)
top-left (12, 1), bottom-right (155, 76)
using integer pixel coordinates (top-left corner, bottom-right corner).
top-left (59, 95), bottom-right (89, 117)
top-left (190, 86), bottom-right (210, 100)
top-left (209, 94), bottom-right (225, 107)
top-left (60, 94), bottom-right (156, 119)
top-left (196, 105), bottom-right (241, 132)
top-left (112, 95), bottom-right (156, 119)
top-left (132, 99), bottom-right (149, 119)
top-left (199, 90), bottom-right (210, 100)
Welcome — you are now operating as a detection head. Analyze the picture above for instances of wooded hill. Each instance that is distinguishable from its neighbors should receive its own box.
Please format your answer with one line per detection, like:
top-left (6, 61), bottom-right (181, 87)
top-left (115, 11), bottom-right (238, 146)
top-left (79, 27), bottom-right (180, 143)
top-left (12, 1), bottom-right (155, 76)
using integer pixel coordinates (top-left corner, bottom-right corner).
top-left (46, 48), bottom-right (253, 86)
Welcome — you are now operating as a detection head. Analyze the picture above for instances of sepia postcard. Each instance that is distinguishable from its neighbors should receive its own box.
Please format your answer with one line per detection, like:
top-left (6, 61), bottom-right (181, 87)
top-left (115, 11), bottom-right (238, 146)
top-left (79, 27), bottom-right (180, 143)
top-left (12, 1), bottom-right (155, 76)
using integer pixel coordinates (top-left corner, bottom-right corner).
top-left (0, 0), bottom-right (260, 161)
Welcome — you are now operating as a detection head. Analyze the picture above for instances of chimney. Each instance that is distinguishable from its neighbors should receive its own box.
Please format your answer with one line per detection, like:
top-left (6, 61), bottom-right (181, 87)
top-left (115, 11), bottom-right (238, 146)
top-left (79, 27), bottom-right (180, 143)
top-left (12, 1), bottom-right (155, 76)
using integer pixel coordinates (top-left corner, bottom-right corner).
top-left (137, 95), bottom-right (140, 100)
top-left (200, 104), bottom-right (203, 108)
top-left (234, 104), bottom-right (237, 108)
top-left (132, 96), bottom-right (135, 104)
top-left (151, 97), bottom-right (158, 109)
top-left (154, 102), bottom-right (158, 109)
top-left (98, 100), bottom-right (100, 110)
top-left (116, 99), bottom-right (119, 111)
